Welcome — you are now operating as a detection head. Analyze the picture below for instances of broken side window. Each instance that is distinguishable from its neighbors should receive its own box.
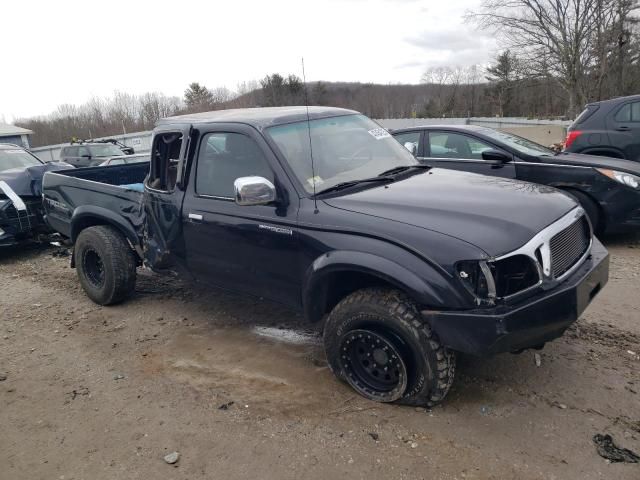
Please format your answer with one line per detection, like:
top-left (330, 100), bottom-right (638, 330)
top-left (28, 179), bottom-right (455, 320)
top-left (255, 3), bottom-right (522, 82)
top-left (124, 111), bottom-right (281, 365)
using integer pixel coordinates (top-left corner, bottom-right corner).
top-left (148, 132), bottom-right (183, 192)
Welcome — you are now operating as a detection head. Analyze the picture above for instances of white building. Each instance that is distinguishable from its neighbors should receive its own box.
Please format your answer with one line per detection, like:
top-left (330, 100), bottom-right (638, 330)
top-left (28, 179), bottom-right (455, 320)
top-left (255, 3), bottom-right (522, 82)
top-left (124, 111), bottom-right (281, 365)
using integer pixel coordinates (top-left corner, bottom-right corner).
top-left (0, 123), bottom-right (33, 148)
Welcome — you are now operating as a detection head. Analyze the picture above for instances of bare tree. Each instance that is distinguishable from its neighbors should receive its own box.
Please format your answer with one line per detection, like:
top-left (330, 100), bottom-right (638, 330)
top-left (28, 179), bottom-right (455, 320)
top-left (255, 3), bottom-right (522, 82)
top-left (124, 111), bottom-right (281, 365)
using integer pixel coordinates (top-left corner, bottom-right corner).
top-left (468, 0), bottom-right (622, 117)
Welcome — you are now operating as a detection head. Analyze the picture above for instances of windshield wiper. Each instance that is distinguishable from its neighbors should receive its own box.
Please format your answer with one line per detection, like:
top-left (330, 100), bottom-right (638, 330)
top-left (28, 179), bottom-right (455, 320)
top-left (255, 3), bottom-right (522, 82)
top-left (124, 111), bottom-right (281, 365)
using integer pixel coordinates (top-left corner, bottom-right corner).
top-left (377, 164), bottom-right (431, 177)
top-left (315, 176), bottom-right (393, 196)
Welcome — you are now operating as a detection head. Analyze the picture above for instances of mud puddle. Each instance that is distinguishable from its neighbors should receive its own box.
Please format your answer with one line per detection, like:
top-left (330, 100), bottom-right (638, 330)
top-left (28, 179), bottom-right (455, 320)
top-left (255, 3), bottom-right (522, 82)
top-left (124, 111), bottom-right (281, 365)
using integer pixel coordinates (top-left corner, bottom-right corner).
top-left (147, 325), bottom-right (355, 415)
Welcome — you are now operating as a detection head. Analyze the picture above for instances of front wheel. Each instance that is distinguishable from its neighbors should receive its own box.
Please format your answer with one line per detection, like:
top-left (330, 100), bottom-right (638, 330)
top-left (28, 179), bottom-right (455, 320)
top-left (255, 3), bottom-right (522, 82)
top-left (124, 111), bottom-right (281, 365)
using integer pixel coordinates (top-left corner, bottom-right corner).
top-left (323, 288), bottom-right (456, 407)
top-left (75, 225), bottom-right (137, 305)
top-left (565, 189), bottom-right (602, 234)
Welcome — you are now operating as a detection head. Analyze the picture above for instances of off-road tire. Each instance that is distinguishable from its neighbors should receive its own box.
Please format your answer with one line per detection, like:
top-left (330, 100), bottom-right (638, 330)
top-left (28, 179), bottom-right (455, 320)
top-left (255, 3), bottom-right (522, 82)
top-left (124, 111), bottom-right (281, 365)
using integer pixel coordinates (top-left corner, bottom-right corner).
top-left (323, 288), bottom-right (456, 407)
top-left (75, 225), bottom-right (137, 305)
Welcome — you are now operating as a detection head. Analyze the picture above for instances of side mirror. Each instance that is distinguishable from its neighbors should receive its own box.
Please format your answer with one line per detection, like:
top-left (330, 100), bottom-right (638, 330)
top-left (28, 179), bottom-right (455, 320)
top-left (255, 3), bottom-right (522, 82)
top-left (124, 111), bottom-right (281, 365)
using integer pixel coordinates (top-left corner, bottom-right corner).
top-left (234, 176), bottom-right (276, 206)
top-left (403, 142), bottom-right (417, 155)
top-left (481, 149), bottom-right (511, 163)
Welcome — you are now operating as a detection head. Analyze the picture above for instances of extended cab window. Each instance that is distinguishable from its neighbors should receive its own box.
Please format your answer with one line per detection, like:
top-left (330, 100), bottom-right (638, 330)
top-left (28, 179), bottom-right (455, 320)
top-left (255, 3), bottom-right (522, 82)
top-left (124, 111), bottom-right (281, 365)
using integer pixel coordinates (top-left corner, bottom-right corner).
top-left (148, 132), bottom-right (183, 191)
top-left (196, 132), bottom-right (273, 198)
top-left (428, 132), bottom-right (492, 159)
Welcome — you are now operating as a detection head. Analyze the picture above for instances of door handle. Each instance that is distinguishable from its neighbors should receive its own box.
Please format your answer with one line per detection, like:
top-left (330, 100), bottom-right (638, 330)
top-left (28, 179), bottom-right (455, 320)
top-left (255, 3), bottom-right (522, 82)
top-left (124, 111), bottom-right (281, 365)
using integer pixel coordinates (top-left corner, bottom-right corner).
top-left (188, 213), bottom-right (203, 222)
top-left (616, 126), bottom-right (630, 131)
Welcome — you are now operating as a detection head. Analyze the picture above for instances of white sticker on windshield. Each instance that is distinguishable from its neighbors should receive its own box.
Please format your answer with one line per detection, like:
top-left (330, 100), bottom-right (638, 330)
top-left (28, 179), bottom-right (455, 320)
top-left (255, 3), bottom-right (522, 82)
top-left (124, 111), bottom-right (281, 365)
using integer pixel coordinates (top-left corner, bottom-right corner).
top-left (368, 128), bottom-right (391, 140)
top-left (307, 176), bottom-right (324, 188)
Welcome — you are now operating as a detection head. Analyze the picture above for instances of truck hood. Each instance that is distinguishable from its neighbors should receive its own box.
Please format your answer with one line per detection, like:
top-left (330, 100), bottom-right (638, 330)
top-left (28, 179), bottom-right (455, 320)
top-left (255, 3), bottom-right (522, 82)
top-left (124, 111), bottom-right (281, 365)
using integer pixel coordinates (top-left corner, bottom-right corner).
top-left (324, 168), bottom-right (578, 257)
top-left (539, 152), bottom-right (640, 175)
top-left (0, 162), bottom-right (72, 197)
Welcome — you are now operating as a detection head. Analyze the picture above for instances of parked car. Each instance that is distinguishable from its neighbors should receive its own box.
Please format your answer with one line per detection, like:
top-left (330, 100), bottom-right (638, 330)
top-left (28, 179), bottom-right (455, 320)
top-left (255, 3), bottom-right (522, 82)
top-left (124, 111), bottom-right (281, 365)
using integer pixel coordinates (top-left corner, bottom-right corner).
top-left (42, 107), bottom-right (608, 406)
top-left (60, 141), bottom-right (133, 168)
top-left (564, 94), bottom-right (640, 161)
top-left (97, 153), bottom-right (149, 166)
top-left (392, 125), bottom-right (640, 234)
top-left (0, 143), bottom-right (71, 246)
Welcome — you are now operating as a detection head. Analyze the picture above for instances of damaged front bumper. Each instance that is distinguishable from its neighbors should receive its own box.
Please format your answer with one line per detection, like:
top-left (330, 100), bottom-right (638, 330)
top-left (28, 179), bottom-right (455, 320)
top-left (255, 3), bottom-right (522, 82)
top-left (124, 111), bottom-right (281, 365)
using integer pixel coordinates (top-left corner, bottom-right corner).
top-left (0, 185), bottom-right (45, 246)
top-left (422, 238), bottom-right (609, 357)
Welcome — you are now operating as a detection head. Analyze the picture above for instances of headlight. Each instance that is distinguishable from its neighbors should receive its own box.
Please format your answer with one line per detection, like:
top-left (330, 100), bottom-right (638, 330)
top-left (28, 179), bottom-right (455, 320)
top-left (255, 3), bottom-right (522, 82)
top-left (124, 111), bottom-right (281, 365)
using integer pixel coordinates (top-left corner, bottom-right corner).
top-left (457, 260), bottom-right (496, 305)
top-left (596, 168), bottom-right (640, 189)
top-left (457, 255), bottom-right (541, 305)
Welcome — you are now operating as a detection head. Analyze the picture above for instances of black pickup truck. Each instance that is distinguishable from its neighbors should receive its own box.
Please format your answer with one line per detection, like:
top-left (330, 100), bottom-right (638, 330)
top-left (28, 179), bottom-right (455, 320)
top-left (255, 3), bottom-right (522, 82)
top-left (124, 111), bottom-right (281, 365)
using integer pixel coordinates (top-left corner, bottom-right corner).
top-left (42, 107), bottom-right (609, 406)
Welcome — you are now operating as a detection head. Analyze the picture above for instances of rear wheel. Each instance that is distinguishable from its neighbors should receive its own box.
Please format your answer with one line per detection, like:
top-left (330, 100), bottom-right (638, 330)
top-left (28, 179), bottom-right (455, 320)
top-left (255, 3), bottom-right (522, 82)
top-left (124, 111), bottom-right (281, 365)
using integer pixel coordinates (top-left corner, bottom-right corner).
top-left (324, 288), bottom-right (456, 407)
top-left (75, 225), bottom-right (137, 305)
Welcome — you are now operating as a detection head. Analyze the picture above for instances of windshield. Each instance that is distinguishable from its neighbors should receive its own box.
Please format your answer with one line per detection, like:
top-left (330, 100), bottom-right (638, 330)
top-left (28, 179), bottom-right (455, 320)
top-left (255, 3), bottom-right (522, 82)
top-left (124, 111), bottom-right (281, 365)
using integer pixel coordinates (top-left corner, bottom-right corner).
top-left (0, 148), bottom-right (42, 172)
top-left (480, 129), bottom-right (555, 156)
top-left (266, 114), bottom-right (418, 194)
top-left (89, 144), bottom-right (127, 157)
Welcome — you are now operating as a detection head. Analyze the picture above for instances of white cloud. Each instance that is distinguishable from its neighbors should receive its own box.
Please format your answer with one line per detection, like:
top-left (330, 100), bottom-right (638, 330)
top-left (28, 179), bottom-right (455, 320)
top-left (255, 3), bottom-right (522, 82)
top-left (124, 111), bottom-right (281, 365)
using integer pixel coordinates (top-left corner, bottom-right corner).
top-left (1, 0), bottom-right (489, 120)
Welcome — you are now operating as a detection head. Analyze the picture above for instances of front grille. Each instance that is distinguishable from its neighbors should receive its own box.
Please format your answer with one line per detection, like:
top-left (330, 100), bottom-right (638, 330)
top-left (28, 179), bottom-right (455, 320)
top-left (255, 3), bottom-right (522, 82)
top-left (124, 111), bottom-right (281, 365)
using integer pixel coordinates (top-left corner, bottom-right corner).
top-left (549, 216), bottom-right (590, 278)
top-left (2, 199), bottom-right (43, 232)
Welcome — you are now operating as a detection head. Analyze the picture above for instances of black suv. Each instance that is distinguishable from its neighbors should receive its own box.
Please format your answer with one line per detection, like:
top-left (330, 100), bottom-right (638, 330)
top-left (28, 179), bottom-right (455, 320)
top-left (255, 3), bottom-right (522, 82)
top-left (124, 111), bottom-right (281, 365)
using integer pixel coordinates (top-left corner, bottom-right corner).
top-left (564, 94), bottom-right (640, 161)
top-left (60, 141), bottom-right (133, 168)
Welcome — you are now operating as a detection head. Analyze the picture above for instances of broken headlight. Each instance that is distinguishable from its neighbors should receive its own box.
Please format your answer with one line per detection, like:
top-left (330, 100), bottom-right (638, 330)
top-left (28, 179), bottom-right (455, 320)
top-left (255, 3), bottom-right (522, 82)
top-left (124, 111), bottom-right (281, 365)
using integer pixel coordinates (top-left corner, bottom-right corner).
top-left (457, 255), bottom-right (541, 305)
top-left (456, 260), bottom-right (496, 305)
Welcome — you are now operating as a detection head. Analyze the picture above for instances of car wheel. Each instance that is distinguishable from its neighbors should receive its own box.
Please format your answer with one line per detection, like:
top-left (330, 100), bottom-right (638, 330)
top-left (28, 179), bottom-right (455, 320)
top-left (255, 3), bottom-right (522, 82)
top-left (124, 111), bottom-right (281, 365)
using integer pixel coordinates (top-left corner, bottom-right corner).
top-left (75, 225), bottom-right (137, 305)
top-left (323, 288), bottom-right (456, 407)
top-left (565, 189), bottom-right (602, 234)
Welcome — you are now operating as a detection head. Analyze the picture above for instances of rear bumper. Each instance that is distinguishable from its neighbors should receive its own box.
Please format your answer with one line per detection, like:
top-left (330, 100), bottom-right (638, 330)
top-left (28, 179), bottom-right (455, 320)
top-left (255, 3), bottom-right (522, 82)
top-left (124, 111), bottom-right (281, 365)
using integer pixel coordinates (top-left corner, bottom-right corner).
top-left (422, 239), bottom-right (609, 356)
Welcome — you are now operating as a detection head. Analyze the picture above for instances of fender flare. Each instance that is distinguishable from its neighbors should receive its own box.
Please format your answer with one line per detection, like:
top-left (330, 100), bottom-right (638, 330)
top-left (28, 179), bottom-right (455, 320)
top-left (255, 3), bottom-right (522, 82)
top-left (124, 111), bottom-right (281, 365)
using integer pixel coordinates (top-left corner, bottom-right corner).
top-left (70, 205), bottom-right (142, 256)
top-left (302, 250), bottom-right (461, 323)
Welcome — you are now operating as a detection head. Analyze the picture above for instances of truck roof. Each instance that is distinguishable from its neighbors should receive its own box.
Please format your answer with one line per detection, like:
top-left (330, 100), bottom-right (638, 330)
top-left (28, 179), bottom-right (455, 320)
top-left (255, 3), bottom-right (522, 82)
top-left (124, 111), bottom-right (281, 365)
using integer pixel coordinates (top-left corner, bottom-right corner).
top-left (159, 106), bottom-right (359, 129)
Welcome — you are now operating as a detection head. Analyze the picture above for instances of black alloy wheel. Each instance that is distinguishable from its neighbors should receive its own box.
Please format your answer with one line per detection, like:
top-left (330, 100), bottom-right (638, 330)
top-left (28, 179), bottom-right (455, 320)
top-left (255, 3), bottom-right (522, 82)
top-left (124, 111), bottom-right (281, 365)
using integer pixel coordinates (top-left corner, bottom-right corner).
top-left (82, 248), bottom-right (105, 287)
top-left (339, 329), bottom-right (408, 402)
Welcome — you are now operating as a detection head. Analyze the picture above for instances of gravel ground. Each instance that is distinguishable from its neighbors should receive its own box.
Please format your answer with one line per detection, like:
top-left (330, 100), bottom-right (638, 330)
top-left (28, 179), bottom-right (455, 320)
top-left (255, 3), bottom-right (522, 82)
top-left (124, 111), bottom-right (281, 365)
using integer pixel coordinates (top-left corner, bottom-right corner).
top-left (1, 234), bottom-right (639, 480)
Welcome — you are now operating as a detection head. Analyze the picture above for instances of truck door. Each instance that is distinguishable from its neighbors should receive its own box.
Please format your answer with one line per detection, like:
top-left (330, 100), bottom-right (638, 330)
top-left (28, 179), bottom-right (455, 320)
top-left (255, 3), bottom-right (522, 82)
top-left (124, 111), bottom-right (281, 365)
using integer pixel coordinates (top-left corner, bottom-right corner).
top-left (143, 124), bottom-right (192, 269)
top-left (181, 124), bottom-right (302, 308)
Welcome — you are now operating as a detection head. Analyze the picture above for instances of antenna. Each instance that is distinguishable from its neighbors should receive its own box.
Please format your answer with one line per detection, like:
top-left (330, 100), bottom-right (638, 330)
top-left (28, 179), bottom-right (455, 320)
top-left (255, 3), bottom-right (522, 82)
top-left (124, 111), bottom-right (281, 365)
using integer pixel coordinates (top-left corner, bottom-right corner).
top-left (302, 57), bottom-right (318, 213)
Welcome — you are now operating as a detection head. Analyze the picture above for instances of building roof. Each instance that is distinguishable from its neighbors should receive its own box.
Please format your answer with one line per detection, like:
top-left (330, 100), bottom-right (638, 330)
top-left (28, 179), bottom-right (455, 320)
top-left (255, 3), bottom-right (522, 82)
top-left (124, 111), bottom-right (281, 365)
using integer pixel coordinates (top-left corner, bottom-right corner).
top-left (0, 123), bottom-right (33, 137)
top-left (160, 106), bottom-right (359, 129)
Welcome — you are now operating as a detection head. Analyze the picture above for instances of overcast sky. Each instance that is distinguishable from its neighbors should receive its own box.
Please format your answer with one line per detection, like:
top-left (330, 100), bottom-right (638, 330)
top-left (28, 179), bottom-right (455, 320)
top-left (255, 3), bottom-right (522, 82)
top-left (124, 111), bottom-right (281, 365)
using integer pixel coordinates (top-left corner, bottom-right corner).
top-left (1, 0), bottom-right (494, 121)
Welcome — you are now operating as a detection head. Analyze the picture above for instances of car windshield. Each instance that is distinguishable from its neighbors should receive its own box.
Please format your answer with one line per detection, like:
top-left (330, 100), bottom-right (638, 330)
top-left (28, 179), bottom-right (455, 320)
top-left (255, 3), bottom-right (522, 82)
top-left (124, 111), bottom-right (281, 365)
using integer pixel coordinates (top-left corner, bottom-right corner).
top-left (89, 144), bottom-right (127, 157)
top-left (266, 114), bottom-right (418, 194)
top-left (0, 148), bottom-right (42, 172)
top-left (480, 129), bottom-right (555, 156)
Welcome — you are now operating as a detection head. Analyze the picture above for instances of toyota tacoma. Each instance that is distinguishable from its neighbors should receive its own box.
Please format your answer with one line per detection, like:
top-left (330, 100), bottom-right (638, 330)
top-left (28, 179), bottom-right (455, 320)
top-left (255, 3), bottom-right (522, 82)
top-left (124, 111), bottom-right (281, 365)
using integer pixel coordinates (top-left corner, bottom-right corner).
top-left (42, 107), bottom-right (609, 406)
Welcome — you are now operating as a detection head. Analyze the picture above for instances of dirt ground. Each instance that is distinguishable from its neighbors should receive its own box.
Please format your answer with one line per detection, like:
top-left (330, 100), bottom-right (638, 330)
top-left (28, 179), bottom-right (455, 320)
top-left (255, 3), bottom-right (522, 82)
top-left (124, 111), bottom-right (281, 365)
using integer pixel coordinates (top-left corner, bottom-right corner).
top-left (1, 235), bottom-right (639, 480)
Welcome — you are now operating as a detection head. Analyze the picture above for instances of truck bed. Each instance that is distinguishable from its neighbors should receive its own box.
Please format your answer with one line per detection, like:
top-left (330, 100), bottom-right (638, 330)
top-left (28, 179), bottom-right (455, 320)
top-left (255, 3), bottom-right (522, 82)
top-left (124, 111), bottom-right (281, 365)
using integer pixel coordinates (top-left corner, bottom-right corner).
top-left (42, 162), bottom-right (149, 240)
